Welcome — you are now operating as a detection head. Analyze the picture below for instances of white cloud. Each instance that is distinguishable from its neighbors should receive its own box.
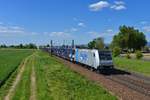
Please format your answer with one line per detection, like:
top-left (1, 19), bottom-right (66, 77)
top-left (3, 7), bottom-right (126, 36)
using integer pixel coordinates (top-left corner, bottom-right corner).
top-left (0, 22), bottom-right (74, 43)
top-left (50, 32), bottom-right (64, 37)
top-left (88, 29), bottom-right (115, 39)
top-left (78, 22), bottom-right (86, 27)
top-left (142, 26), bottom-right (150, 32)
top-left (89, 1), bottom-right (110, 11)
top-left (10, 26), bottom-right (24, 30)
top-left (114, 1), bottom-right (125, 5)
top-left (140, 21), bottom-right (148, 25)
top-left (64, 27), bottom-right (78, 33)
top-left (111, 1), bottom-right (126, 10)
top-left (106, 29), bottom-right (113, 33)
top-left (111, 5), bottom-right (126, 10)
top-left (0, 25), bottom-right (25, 33)
top-left (88, 31), bottom-right (99, 36)
top-left (0, 23), bottom-right (40, 37)
top-left (31, 32), bottom-right (38, 35)
top-left (89, 1), bottom-right (126, 11)
top-left (70, 28), bottom-right (78, 32)
top-left (49, 31), bottom-right (71, 38)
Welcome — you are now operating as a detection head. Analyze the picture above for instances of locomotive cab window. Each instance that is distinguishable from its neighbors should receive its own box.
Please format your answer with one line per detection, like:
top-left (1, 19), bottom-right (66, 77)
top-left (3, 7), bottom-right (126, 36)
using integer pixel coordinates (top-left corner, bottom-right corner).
top-left (93, 53), bottom-right (95, 57)
top-left (98, 51), bottom-right (112, 60)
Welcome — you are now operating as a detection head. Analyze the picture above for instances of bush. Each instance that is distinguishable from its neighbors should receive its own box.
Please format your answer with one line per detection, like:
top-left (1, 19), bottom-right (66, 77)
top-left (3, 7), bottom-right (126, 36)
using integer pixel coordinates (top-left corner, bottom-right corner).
top-left (113, 47), bottom-right (121, 57)
top-left (126, 53), bottom-right (131, 59)
top-left (136, 51), bottom-right (143, 59)
top-left (143, 46), bottom-right (149, 52)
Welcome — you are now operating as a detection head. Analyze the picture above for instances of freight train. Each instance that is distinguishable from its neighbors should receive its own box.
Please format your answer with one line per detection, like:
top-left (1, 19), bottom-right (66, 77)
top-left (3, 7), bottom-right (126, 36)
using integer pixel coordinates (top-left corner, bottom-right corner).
top-left (44, 46), bottom-right (114, 71)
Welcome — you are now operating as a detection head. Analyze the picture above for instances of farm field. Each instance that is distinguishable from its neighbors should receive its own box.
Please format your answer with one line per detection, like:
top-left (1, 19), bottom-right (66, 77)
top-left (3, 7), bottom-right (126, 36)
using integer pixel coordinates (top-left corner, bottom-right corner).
top-left (0, 49), bottom-right (34, 85)
top-left (120, 53), bottom-right (150, 61)
top-left (114, 57), bottom-right (150, 76)
top-left (0, 50), bottom-right (117, 100)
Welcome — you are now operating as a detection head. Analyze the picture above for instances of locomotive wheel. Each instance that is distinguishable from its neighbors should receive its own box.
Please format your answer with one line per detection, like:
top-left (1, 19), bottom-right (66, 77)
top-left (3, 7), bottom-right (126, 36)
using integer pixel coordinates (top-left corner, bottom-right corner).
top-left (90, 67), bottom-right (93, 71)
top-left (96, 67), bottom-right (103, 73)
top-left (90, 67), bottom-right (95, 72)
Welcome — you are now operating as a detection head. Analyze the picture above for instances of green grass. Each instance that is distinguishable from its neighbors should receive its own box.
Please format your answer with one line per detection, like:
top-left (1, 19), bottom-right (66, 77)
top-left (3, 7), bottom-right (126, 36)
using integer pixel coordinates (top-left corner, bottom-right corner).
top-left (34, 51), bottom-right (117, 100)
top-left (0, 50), bottom-right (116, 100)
top-left (12, 55), bottom-right (33, 100)
top-left (0, 49), bottom-right (34, 82)
top-left (0, 49), bottom-right (34, 100)
top-left (114, 57), bottom-right (150, 76)
top-left (0, 61), bottom-right (21, 100)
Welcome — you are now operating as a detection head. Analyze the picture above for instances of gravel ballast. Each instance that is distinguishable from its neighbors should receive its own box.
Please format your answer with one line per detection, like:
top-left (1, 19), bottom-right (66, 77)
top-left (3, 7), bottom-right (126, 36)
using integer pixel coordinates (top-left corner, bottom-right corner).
top-left (58, 57), bottom-right (150, 100)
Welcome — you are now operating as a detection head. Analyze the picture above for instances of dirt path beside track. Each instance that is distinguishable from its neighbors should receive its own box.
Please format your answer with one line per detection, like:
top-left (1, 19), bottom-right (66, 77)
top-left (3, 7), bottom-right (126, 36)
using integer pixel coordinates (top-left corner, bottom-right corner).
top-left (57, 57), bottom-right (150, 100)
top-left (30, 55), bottom-right (36, 100)
top-left (4, 55), bottom-right (31, 100)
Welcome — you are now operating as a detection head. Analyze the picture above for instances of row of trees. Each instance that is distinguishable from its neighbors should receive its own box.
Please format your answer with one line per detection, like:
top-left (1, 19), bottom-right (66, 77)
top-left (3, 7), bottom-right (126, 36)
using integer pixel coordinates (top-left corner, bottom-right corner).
top-left (0, 43), bottom-right (37, 49)
top-left (87, 25), bottom-right (148, 58)
top-left (110, 25), bottom-right (147, 52)
top-left (88, 37), bottom-right (105, 49)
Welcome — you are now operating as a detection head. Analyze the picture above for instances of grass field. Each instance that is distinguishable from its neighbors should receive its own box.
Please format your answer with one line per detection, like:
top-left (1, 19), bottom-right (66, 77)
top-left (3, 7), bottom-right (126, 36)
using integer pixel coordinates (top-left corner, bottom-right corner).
top-left (1, 49), bottom-right (150, 99)
top-left (0, 50), bottom-right (116, 100)
top-left (0, 49), bottom-right (34, 83)
top-left (12, 55), bottom-right (33, 100)
top-left (114, 57), bottom-right (150, 76)
top-left (34, 51), bottom-right (116, 100)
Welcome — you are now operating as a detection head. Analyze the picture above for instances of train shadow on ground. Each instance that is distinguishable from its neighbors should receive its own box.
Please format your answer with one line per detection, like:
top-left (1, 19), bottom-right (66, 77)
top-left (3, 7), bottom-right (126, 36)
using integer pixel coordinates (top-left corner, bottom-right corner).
top-left (100, 68), bottom-right (131, 76)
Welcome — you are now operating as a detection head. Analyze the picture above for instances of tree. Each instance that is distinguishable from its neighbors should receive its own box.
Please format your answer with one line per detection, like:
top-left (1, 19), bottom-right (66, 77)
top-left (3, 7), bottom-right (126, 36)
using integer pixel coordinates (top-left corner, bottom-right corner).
top-left (0, 43), bottom-right (37, 49)
top-left (113, 47), bottom-right (121, 57)
top-left (46, 44), bottom-right (50, 47)
top-left (136, 50), bottom-right (143, 59)
top-left (111, 25), bottom-right (147, 52)
top-left (0, 44), bottom-right (7, 48)
top-left (94, 37), bottom-right (105, 49)
top-left (10, 45), bottom-right (15, 48)
top-left (26, 43), bottom-right (37, 49)
top-left (88, 37), bottom-right (105, 49)
top-left (19, 44), bottom-right (24, 48)
top-left (88, 41), bottom-right (96, 49)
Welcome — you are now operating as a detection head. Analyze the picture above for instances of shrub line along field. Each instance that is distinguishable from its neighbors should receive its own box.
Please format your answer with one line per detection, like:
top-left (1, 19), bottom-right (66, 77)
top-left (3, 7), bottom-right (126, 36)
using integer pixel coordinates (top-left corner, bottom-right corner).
top-left (0, 50), bottom-right (116, 100)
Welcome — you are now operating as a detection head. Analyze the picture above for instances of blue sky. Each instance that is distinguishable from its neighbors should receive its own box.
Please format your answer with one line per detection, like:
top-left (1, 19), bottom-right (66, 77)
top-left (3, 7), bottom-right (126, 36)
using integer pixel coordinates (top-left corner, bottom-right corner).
top-left (0, 0), bottom-right (150, 45)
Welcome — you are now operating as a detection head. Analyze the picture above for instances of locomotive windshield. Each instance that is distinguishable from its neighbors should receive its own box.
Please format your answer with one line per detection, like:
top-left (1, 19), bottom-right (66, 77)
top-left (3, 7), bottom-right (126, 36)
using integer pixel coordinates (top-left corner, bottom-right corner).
top-left (98, 51), bottom-right (112, 60)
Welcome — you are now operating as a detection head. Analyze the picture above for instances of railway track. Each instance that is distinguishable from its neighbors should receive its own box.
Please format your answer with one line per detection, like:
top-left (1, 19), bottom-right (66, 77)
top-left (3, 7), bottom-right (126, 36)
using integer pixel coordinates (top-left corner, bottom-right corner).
top-left (55, 56), bottom-right (150, 99)
top-left (56, 55), bottom-right (150, 97)
top-left (104, 69), bottom-right (150, 97)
